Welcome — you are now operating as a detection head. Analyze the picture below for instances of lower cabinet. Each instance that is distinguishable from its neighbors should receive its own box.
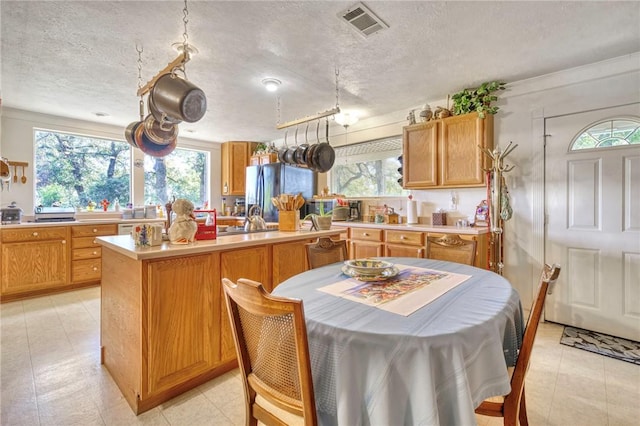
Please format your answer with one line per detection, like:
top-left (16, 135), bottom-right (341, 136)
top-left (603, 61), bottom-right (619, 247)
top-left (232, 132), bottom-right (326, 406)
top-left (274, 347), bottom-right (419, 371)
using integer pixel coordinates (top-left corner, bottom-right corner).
top-left (219, 246), bottom-right (270, 363)
top-left (71, 224), bottom-right (117, 284)
top-left (349, 227), bottom-right (384, 258)
top-left (272, 239), bottom-right (314, 288)
top-left (102, 232), bottom-right (342, 414)
top-left (384, 230), bottom-right (425, 258)
top-left (144, 254), bottom-right (219, 397)
top-left (347, 226), bottom-right (489, 269)
top-left (1, 227), bottom-right (69, 300)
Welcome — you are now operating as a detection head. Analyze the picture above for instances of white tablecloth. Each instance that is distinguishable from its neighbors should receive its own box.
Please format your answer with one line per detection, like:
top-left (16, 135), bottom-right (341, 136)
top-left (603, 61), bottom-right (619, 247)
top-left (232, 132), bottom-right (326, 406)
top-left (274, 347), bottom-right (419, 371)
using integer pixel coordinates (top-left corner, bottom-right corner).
top-left (273, 257), bottom-right (523, 426)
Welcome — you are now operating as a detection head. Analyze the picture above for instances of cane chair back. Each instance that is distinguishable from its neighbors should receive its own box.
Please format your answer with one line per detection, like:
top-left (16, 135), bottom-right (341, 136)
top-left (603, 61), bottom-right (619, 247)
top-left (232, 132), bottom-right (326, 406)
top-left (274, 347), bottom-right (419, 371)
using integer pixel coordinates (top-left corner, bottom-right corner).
top-left (475, 263), bottom-right (561, 426)
top-left (426, 234), bottom-right (477, 266)
top-left (222, 278), bottom-right (317, 426)
top-left (305, 237), bottom-right (348, 269)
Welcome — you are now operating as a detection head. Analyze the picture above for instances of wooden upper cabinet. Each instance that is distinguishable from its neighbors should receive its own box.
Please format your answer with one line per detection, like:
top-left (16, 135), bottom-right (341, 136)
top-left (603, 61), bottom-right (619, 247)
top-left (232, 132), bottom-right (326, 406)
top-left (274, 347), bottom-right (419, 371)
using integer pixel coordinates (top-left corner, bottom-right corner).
top-left (403, 120), bottom-right (438, 188)
top-left (403, 112), bottom-right (494, 189)
top-left (221, 142), bottom-right (258, 196)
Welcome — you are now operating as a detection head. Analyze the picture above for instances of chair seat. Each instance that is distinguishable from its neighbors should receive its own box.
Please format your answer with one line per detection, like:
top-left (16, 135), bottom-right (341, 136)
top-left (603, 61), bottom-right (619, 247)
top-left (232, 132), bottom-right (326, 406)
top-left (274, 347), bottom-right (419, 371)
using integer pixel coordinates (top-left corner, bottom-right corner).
top-left (256, 395), bottom-right (305, 426)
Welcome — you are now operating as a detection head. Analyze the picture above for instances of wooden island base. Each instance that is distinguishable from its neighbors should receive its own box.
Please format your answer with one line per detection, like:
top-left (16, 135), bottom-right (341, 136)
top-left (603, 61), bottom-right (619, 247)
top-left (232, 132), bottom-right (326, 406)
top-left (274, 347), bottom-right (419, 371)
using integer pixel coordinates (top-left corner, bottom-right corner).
top-left (99, 229), bottom-right (342, 414)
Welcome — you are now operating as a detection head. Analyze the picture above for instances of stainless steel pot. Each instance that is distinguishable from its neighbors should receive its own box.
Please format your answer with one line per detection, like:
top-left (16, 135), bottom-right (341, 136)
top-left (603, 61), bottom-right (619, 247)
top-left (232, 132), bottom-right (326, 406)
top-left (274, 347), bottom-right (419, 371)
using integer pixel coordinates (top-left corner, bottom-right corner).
top-left (151, 73), bottom-right (207, 123)
top-left (143, 114), bottom-right (179, 146)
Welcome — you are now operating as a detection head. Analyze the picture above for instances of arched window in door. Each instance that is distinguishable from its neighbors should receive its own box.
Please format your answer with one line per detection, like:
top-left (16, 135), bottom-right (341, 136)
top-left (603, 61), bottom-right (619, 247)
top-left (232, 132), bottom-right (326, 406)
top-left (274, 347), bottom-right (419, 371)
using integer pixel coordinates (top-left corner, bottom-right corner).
top-left (570, 118), bottom-right (640, 150)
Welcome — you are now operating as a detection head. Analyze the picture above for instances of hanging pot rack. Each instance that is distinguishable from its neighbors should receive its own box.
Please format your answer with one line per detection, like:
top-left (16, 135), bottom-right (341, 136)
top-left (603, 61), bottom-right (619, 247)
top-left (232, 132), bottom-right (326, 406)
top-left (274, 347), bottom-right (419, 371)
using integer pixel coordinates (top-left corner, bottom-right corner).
top-left (276, 107), bottom-right (341, 130)
top-left (275, 67), bottom-right (344, 130)
top-left (136, 51), bottom-right (190, 97)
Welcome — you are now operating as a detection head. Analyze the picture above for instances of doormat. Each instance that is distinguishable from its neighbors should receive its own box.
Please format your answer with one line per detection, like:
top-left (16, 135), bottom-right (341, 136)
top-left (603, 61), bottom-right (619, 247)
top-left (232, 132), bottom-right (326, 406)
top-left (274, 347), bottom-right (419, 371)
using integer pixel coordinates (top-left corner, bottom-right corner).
top-left (560, 326), bottom-right (640, 365)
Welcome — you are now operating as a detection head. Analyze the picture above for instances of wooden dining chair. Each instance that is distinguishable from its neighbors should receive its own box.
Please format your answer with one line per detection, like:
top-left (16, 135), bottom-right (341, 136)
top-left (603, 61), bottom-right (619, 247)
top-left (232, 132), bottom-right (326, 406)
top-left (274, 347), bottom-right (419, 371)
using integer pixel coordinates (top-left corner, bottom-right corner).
top-left (475, 263), bottom-right (561, 426)
top-left (222, 278), bottom-right (317, 426)
top-left (426, 234), bottom-right (477, 266)
top-left (305, 237), bottom-right (348, 269)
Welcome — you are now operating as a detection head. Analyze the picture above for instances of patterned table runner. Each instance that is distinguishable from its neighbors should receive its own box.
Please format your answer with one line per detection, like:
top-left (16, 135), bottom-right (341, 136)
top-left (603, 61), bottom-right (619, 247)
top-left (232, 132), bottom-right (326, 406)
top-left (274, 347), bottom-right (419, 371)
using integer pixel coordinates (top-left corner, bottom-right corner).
top-left (318, 264), bottom-right (471, 316)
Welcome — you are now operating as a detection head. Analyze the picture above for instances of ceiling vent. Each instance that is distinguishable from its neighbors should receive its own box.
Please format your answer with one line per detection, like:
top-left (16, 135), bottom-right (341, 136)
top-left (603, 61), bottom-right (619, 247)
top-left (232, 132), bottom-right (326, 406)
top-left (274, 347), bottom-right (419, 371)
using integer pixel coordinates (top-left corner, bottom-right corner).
top-left (338, 2), bottom-right (389, 38)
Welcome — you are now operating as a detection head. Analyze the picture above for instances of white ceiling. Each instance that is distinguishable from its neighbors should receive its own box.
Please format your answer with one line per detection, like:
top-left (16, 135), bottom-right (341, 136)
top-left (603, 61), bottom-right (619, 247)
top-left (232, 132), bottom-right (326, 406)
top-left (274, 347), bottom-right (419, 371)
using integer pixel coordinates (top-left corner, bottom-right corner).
top-left (2, 1), bottom-right (639, 144)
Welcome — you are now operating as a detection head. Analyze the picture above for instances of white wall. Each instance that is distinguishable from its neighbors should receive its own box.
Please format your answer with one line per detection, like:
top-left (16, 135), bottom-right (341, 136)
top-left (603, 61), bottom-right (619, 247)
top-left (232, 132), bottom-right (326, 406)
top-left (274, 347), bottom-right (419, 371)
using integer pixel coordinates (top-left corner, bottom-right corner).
top-left (0, 108), bottom-right (221, 216)
top-left (2, 53), bottom-right (638, 307)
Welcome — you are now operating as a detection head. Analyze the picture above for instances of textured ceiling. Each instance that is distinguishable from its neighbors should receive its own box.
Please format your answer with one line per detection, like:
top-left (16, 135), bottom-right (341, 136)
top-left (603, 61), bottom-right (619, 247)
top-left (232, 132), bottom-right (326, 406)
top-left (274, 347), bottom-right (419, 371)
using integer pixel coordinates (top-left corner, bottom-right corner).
top-left (2, 1), bottom-right (639, 144)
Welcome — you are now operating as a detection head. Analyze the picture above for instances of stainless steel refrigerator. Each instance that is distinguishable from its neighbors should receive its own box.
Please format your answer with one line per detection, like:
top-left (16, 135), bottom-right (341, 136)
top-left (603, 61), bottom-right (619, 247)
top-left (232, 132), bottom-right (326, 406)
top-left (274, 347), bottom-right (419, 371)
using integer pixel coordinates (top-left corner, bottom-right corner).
top-left (245, 164), bottom-right (316, 223)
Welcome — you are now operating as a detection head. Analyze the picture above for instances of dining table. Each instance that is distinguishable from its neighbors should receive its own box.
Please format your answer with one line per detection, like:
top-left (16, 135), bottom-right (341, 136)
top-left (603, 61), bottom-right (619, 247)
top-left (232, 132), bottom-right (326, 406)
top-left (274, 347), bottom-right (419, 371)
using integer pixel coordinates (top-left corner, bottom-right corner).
top-left (272, 257), bottom-right (524, 426)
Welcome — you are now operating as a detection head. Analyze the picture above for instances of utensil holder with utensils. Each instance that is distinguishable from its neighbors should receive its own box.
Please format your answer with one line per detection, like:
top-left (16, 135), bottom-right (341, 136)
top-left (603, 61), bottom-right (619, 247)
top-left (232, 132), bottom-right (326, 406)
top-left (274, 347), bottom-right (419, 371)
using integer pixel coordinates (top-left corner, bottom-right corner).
top-left (279, 210), bottom-right (300, 231)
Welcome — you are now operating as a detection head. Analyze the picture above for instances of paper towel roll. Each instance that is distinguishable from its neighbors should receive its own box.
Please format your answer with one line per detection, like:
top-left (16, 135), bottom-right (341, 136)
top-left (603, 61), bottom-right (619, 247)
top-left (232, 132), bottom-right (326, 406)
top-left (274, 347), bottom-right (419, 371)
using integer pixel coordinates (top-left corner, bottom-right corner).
top-left (407, 200), bottom-right (418, 224)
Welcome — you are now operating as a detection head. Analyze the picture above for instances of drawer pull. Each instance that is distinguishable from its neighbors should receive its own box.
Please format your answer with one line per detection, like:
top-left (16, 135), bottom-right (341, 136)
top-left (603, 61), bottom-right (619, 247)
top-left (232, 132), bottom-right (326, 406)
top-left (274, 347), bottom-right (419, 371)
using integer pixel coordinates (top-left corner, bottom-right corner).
top-left (32, 232), bottom-right (38, 237)
top-left (93, 239), bottom-right (97, 244)
top-left (400, 235), bottom-right (406, 240)
top-left (363, 233), bottom-right (369, 236)
top-left (93, 228), bottom-right (98, 233)
top-left (62, 240), bottom-right (66, 244)
top-left (93, 251), bottom-right (98, 255)
top-left (93, 267), bottom-right (98, 271)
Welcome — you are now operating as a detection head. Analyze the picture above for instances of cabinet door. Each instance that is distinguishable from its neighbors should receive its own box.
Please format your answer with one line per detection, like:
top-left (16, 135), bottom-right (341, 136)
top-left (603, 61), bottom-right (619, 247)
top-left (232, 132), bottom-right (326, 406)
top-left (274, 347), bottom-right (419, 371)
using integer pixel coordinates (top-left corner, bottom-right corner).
top-left (221, 142), bottom-right (257, 196)
top-left (143, 254), bottom-right (219, 397)
top-left (272, 239), bottom-right (313, 289)
top-left (1, 239), bottom-right (68, 295)
top-left (439, 113), bottom-right (493, 187)
top-left (219, 246), bottom-right (270, 362)
top-left (385, 244), bottom-right (425, 258)
top-left (403, 121), bottom-right (438, 188)
top-left (349, 240), bottom-right (384, 259)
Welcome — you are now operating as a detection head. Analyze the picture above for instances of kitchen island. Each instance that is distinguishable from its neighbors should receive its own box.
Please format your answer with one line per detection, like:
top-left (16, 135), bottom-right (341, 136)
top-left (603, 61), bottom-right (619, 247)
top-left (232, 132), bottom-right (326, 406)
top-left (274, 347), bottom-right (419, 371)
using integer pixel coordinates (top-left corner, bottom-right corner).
top-left (96, 228), bottom-right (343, 414)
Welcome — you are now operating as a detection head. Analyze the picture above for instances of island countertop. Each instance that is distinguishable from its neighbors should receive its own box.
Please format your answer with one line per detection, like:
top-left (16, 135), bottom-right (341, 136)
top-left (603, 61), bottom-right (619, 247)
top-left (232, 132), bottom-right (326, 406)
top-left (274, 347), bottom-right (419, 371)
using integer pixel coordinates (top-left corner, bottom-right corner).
top-left (96, 228), bottom-right (345, 261)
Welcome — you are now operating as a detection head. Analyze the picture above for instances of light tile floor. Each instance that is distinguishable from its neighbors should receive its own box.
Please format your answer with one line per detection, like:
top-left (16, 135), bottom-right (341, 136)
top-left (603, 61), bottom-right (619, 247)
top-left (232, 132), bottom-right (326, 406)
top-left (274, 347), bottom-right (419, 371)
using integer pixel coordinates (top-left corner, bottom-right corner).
top-left (1, 287), bottom-right (638, 425)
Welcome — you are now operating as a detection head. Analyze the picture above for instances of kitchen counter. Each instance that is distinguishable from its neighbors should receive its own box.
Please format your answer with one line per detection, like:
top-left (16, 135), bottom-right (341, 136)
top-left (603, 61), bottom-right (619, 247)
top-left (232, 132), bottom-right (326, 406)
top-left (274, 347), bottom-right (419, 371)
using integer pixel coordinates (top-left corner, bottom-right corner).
top-left (0, 218), bottom-right (166, 228)
top-left (99, 226), bottom-right (343, 414)
top-left (330, 221), bottom-right (489, 235)
top-left (97, 228), bottom-right (345, 261)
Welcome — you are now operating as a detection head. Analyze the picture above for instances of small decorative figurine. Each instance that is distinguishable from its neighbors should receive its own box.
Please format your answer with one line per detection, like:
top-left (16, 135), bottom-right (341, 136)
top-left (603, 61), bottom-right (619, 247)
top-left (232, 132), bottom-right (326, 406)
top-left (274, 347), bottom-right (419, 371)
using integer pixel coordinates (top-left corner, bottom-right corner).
top-left (407, 109), bottom-right (417, 124)
top-left (168, 198), bottom-right (198, 244)
top-left (100, 199), bottom-right (110, 211)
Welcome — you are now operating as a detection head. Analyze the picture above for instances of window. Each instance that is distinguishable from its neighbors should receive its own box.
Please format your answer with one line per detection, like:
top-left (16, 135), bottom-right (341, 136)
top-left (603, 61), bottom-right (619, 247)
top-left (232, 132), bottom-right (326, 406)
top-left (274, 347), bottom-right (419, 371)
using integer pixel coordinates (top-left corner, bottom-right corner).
top-left (330, 136), bottom-right (407, 197)
top-left (35, 130), bottom-right (131, 208)
top-left (35, 129), bottom-right (210, 210)
top-left (570, 118), bottom-right (640, 150)
top-left (144, 148), bottom-right (209, 208)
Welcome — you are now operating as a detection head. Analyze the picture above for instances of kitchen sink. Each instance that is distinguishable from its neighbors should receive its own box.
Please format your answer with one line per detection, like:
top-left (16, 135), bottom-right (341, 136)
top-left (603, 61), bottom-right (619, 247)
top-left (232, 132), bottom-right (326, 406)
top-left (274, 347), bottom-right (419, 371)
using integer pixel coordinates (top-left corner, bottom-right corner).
top-left (218, 226), bottom-right (274, 236)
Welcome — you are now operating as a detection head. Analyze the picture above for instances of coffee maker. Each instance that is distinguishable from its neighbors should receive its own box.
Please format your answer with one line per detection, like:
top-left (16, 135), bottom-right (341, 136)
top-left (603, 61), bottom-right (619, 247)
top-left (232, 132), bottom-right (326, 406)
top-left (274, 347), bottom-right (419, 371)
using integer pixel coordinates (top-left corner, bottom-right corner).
top-left (347, 200), bottom-right (362, 221)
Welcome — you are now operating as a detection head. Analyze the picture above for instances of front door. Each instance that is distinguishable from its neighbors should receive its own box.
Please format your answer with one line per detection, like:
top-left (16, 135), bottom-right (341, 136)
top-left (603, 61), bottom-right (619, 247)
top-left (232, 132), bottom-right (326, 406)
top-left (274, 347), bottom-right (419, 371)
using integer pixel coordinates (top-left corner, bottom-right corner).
top-left (545, 103), bottom-right (640, 341)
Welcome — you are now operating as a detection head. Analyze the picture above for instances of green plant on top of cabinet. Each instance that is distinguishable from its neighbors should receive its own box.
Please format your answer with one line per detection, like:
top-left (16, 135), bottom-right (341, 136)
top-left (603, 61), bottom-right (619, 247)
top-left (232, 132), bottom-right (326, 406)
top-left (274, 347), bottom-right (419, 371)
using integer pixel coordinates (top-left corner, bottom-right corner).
top-left (403, 112), bottom-right (493, 189)
top-left (221, 141), bottom-right (258, 196)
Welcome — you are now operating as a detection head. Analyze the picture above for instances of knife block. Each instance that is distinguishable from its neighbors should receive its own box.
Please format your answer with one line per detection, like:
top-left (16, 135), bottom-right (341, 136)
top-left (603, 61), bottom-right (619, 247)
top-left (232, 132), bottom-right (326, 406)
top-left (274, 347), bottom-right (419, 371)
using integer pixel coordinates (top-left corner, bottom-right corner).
top-left (279, 210), bottom-right (300, 231)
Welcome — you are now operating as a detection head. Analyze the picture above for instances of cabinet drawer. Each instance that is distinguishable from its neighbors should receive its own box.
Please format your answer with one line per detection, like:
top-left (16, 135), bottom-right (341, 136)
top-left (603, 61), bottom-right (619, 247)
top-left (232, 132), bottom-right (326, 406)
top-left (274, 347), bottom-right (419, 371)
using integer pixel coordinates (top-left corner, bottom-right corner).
top-left (72, 246), bottom-right (101, 261)
top-left (71, 224), bottom-right (117, 237)
top-left (385, 230), bottom-right (424, 246)
top-left (1, 227), bottom-right (68, 243)
top-left (349, 228), bottom-right (383, 242)
top-left (72, 236), bottom-right (102, 249)
top-left (72, 259), bottom-right (102, 282)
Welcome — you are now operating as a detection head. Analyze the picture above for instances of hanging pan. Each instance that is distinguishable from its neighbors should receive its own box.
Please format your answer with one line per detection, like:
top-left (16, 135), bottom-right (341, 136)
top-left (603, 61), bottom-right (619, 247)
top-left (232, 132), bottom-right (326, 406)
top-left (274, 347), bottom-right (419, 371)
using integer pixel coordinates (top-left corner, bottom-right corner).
top-left (143, 114), bottom-right (179, 145)
top-left (124, 98), bottom-right (145, 147)
top-left (294, 123), bottom-right (310, 165)
top-left (278, 131), bottom-right (289, 163)
top-left (306, 120), bottom-right (321, 171)
top-left (284, 125), bottom-right (298, 164)
top-left (312, 118), bottom-right (335, 173)
top-left (134, 120), bottom-right (177, 158)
